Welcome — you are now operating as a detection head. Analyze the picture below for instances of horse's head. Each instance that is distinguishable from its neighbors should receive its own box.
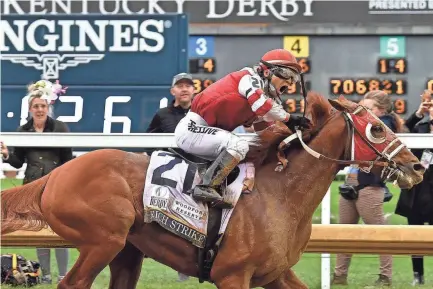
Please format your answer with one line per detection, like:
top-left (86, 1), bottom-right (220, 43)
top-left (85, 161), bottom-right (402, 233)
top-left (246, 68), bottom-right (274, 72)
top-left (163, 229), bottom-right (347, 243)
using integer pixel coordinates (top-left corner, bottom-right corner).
top-left (326, 94), bottom-right (424, 189)
top-left (247, 92), bottom-right (424, 189)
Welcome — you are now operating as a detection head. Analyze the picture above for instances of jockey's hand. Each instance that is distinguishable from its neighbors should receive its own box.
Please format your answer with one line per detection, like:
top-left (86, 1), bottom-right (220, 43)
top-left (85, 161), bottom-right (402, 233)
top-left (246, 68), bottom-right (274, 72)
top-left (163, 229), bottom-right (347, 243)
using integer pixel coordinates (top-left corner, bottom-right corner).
top-left (284, 115), bottom-right (311, 131)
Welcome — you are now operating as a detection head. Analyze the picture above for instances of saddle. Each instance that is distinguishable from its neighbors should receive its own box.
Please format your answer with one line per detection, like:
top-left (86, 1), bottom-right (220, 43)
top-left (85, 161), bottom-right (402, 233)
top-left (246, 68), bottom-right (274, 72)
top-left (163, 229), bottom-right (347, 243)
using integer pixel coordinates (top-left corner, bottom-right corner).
top-left (143, 148), bottom-right (245, 283)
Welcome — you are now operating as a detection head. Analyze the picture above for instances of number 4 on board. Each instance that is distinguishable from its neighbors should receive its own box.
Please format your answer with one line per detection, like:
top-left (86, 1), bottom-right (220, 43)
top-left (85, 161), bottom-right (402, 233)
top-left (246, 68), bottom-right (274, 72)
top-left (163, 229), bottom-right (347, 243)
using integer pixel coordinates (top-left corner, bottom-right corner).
top-left (283, 36), bottom-right (309, 58)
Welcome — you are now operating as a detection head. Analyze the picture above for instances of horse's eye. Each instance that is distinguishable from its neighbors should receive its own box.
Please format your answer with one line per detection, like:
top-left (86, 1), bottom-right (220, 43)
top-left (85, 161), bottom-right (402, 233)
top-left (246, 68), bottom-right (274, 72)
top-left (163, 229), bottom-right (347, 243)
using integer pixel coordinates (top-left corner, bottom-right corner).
top-left (366, 123), bottom-right (386, 144)
top-left (372, 125), bottom-right (384, 133)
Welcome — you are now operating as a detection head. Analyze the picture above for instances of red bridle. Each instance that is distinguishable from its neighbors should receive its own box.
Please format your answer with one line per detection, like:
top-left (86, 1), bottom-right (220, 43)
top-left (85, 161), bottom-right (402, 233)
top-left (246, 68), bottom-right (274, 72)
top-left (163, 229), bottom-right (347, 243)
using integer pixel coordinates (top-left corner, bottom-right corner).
top-left (278, 105), bottom-right (406, 182)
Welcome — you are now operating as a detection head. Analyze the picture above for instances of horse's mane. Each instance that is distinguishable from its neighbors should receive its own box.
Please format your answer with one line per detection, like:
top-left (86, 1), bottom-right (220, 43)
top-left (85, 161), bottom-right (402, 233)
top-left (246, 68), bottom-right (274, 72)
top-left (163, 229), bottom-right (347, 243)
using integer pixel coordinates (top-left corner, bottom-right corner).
top-left (244, 91), bottom-right (334, 166)
top-left (304, 91), bottom-right (336, 136)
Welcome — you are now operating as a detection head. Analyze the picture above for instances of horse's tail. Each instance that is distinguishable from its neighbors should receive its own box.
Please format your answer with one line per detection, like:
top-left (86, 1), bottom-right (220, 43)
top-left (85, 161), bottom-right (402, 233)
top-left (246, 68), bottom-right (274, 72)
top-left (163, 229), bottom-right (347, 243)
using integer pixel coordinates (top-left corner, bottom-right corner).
top-left (1, 174), bottom-right (51, 235)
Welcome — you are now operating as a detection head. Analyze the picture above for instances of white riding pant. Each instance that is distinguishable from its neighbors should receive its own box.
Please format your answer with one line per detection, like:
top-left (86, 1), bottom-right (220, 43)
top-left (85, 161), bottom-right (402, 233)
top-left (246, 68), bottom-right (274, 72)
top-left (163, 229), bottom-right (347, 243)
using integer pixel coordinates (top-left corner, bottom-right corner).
top-left (174, 111), bottom-right (249, 161)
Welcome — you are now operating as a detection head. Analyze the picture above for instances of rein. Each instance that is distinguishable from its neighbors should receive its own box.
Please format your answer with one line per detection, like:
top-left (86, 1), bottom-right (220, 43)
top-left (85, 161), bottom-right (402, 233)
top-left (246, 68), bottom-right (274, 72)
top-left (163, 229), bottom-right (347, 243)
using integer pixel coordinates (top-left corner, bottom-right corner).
top-left (279, 105), bottom-right (406, 179)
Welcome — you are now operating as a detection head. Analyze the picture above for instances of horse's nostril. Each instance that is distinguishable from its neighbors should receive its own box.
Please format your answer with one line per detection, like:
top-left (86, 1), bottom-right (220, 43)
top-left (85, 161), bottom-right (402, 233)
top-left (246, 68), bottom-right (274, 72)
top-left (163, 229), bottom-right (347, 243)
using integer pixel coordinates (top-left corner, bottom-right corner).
top-left (413, 163), bottom-right (425, 173)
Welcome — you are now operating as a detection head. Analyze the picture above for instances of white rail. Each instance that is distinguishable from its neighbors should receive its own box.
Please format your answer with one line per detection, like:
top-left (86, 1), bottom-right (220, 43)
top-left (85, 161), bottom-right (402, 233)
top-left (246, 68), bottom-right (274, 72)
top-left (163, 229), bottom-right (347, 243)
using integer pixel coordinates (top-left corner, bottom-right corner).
top-left (0, 132), bottom-right (431, 148)
top-left (0, 132), bottom-right (432, 289)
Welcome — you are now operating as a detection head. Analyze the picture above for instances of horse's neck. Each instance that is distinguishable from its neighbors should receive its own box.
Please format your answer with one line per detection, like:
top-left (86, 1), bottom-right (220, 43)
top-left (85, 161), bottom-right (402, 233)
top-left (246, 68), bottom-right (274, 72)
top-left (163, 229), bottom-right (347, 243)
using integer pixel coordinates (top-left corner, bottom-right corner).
top-left (278, 116), bottom-right (347, 218)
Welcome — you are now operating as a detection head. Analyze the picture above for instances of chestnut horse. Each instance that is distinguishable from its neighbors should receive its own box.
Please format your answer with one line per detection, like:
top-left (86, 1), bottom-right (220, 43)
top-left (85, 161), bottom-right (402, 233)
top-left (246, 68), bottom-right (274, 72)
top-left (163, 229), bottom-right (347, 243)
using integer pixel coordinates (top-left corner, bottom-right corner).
top-left (1, 93), bottom-right (424, 289)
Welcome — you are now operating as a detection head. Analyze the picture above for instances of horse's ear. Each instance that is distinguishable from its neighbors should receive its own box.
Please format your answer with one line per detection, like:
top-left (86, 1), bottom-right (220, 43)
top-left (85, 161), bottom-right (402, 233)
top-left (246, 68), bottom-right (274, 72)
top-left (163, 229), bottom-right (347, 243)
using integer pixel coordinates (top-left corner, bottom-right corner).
top-left (329, 94), bottom-right (352, 111)
top-left (328, 98), bottom-right (346, 112)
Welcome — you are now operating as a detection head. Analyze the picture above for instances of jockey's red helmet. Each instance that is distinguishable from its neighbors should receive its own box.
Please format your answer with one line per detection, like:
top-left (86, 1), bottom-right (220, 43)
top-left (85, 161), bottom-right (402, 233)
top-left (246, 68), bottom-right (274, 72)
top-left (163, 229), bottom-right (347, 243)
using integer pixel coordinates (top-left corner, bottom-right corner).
top-left (260, 49), bottom-right (302, 74)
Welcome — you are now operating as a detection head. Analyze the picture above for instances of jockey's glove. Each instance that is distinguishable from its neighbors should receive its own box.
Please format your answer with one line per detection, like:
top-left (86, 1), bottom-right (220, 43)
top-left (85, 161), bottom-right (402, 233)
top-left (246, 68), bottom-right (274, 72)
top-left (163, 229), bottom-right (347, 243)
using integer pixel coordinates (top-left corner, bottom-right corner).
top-left (284, 115), bottom-right (311, 131)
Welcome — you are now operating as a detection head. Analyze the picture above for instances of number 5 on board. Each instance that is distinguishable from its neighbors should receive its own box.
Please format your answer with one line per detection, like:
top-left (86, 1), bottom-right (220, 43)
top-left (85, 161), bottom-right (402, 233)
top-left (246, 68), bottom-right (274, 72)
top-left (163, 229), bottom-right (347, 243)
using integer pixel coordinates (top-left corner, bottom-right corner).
top-left (283, 36), bottom-right (309, 58)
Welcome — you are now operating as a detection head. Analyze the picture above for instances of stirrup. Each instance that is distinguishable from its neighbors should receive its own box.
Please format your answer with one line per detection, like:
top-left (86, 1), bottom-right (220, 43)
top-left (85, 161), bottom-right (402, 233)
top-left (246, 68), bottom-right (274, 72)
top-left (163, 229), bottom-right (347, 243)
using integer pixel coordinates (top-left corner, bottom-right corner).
top-left (210, 200), bottom-right (233, 209)
top-left (192, 186), bottom-right (233, 209)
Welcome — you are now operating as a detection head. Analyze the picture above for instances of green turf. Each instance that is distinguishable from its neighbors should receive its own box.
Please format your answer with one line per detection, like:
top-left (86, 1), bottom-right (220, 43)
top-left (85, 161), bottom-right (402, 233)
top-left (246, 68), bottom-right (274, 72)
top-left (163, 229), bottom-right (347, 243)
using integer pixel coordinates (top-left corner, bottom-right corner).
top-left (1, 178), bottom-right (431, 288)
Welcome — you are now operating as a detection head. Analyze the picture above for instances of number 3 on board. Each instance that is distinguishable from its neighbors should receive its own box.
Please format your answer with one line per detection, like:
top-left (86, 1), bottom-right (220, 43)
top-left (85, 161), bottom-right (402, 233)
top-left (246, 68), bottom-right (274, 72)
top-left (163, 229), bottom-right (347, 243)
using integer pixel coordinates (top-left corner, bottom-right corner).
top-left (283, 36), bottom-right (309, 58)
top-left (188, 36), bottom-right (215, 58)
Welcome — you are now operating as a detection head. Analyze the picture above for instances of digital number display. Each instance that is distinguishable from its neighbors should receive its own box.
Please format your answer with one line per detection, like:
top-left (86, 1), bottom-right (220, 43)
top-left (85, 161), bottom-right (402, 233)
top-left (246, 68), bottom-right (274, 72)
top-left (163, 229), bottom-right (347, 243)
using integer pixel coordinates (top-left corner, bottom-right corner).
top-left (393, 99), bottom-right (407, 114)
top-left (298, 58), bottom-right (311, 74)
top-left (284, 97), bottom-right (407, 114)
top-left (20, 95), bottom-right (132, 133)
top-left (286, 80), bottom-right (311, 95)
top-left (192, 78), bottom-right (309, 96)
top-left (329, 78), bottom-right (407, 96)
top-left (193, 78), bottom-right (215, 94)
top-left (426, 79), bottom-right (433, 92)
top-left (1, 88), bottom-right (175, 135)
top-left (189, 58), bottom-right (216, 74)
top-left (285, 98), bottom-right (305, 114)
top-left (377, 58), bottom-right (407, 74)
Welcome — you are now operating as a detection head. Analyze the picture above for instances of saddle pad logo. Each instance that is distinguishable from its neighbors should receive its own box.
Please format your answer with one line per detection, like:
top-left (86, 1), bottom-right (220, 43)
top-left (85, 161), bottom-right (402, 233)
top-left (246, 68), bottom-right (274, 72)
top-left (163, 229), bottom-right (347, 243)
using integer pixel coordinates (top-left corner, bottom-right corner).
top-left (172, 200), bottom-right (205, 221)
top-left (150, 187), bottom-right (170, 209)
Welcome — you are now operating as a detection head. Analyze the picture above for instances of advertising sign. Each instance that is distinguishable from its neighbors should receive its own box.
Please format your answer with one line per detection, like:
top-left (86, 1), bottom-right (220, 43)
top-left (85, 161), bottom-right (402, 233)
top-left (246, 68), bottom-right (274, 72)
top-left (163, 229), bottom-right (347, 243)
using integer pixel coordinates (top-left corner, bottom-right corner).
top-left (2, 0), bottom-right (433, 26)
top-left (1, 14), bottom-right (189, 133)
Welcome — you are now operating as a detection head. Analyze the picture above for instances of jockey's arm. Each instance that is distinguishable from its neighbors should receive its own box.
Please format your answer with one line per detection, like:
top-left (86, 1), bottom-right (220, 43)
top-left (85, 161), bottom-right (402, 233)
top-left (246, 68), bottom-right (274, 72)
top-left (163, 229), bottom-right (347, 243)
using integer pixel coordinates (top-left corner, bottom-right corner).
top-left (238, 74), bottom-right (290, 124)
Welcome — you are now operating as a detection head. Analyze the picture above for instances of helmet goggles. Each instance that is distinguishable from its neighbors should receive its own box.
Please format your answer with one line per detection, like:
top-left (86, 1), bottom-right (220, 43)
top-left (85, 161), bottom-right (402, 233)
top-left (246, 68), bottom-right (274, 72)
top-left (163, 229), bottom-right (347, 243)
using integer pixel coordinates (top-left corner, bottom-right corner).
top-left (260, 59), bottom-right (300, 83)
top-left (272, 66), bottom-right (300, 83)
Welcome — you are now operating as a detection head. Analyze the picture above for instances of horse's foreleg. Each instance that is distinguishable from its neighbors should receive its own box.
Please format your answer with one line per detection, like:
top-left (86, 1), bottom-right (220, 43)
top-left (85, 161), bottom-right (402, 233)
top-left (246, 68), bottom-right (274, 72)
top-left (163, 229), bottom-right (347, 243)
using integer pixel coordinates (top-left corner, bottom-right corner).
top-left (263, 269), bottom-right (308, 289)
top-left (108, 241), bottom-right (144, 289)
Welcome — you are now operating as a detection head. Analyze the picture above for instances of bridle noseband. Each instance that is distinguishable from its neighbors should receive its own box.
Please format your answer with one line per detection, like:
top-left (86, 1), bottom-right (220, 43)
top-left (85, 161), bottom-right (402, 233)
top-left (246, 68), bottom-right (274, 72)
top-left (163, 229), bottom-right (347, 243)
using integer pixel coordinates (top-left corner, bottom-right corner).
top-left (279, 105), bottom-right (406, 182)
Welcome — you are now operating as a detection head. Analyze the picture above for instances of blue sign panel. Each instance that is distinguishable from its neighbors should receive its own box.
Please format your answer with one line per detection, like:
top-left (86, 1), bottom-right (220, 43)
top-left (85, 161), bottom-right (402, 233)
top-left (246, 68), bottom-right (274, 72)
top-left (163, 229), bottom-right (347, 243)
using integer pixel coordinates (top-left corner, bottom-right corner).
top-left (1, 13), bottom-right (189, 134)
top-left (2, 86), bottom-right (169, 133)
top-left (188, 36), bottom-right (214, 58)
top-left (1, 14), bottom-right (188, 86)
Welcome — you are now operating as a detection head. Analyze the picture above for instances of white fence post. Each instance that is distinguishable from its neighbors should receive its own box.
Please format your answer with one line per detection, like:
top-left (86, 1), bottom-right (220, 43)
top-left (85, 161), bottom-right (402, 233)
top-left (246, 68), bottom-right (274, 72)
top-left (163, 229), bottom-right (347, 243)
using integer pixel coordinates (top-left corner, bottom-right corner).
top-left (0, 159), bottom-right (5, 179)
top-left (321, 187), bottom-right (331, 289)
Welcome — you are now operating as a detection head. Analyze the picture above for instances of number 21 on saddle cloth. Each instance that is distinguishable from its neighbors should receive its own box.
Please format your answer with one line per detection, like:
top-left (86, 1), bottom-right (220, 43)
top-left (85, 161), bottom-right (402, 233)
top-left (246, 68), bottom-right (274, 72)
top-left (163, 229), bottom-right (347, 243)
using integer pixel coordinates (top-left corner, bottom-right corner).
top-left (142, 150), bottom-right (255, 248)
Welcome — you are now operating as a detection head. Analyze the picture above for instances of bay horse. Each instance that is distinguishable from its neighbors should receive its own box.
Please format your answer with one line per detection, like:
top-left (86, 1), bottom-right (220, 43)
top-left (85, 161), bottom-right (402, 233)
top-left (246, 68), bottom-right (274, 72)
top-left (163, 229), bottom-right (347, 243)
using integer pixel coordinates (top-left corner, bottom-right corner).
top-left (1, 93), bottom-right (424, 289)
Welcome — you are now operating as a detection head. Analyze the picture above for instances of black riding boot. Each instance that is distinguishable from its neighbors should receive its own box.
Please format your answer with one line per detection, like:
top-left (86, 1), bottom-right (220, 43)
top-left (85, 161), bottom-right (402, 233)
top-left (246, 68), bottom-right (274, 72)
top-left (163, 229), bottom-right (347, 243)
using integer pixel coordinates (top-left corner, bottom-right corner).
top-left (190, 150), bottom-right (240, 209)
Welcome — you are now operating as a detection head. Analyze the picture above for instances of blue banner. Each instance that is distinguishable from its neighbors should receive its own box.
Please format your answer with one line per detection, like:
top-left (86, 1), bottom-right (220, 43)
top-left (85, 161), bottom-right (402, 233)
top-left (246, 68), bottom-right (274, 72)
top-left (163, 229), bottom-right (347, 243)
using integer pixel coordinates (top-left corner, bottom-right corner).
top-left (1, 13), bottom-right (189, 133)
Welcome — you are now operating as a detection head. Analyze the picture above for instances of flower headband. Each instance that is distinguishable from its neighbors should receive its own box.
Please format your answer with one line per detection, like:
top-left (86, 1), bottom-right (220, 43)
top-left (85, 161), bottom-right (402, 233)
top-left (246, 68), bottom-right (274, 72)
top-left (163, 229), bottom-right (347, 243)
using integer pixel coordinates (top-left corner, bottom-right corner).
top-left (27, 80), bottom-right (68, 104)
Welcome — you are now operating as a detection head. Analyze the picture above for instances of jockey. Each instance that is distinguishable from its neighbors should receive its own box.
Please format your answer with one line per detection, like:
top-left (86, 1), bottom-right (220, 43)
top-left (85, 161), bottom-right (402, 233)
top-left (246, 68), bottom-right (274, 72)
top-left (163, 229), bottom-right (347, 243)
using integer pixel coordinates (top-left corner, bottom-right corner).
top-left (174, 49), bottom-right (311, 208)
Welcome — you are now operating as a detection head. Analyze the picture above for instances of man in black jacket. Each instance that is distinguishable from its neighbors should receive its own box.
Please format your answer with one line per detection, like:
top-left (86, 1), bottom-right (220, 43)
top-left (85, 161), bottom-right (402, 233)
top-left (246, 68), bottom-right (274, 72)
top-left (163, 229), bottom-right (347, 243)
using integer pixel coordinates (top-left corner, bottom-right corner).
top-left (146, 73), bottom-right (194, 134)
top-left (144, 73), bottom-right (194, 160)
top-left (395, 91), bottom-right (433, 286)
